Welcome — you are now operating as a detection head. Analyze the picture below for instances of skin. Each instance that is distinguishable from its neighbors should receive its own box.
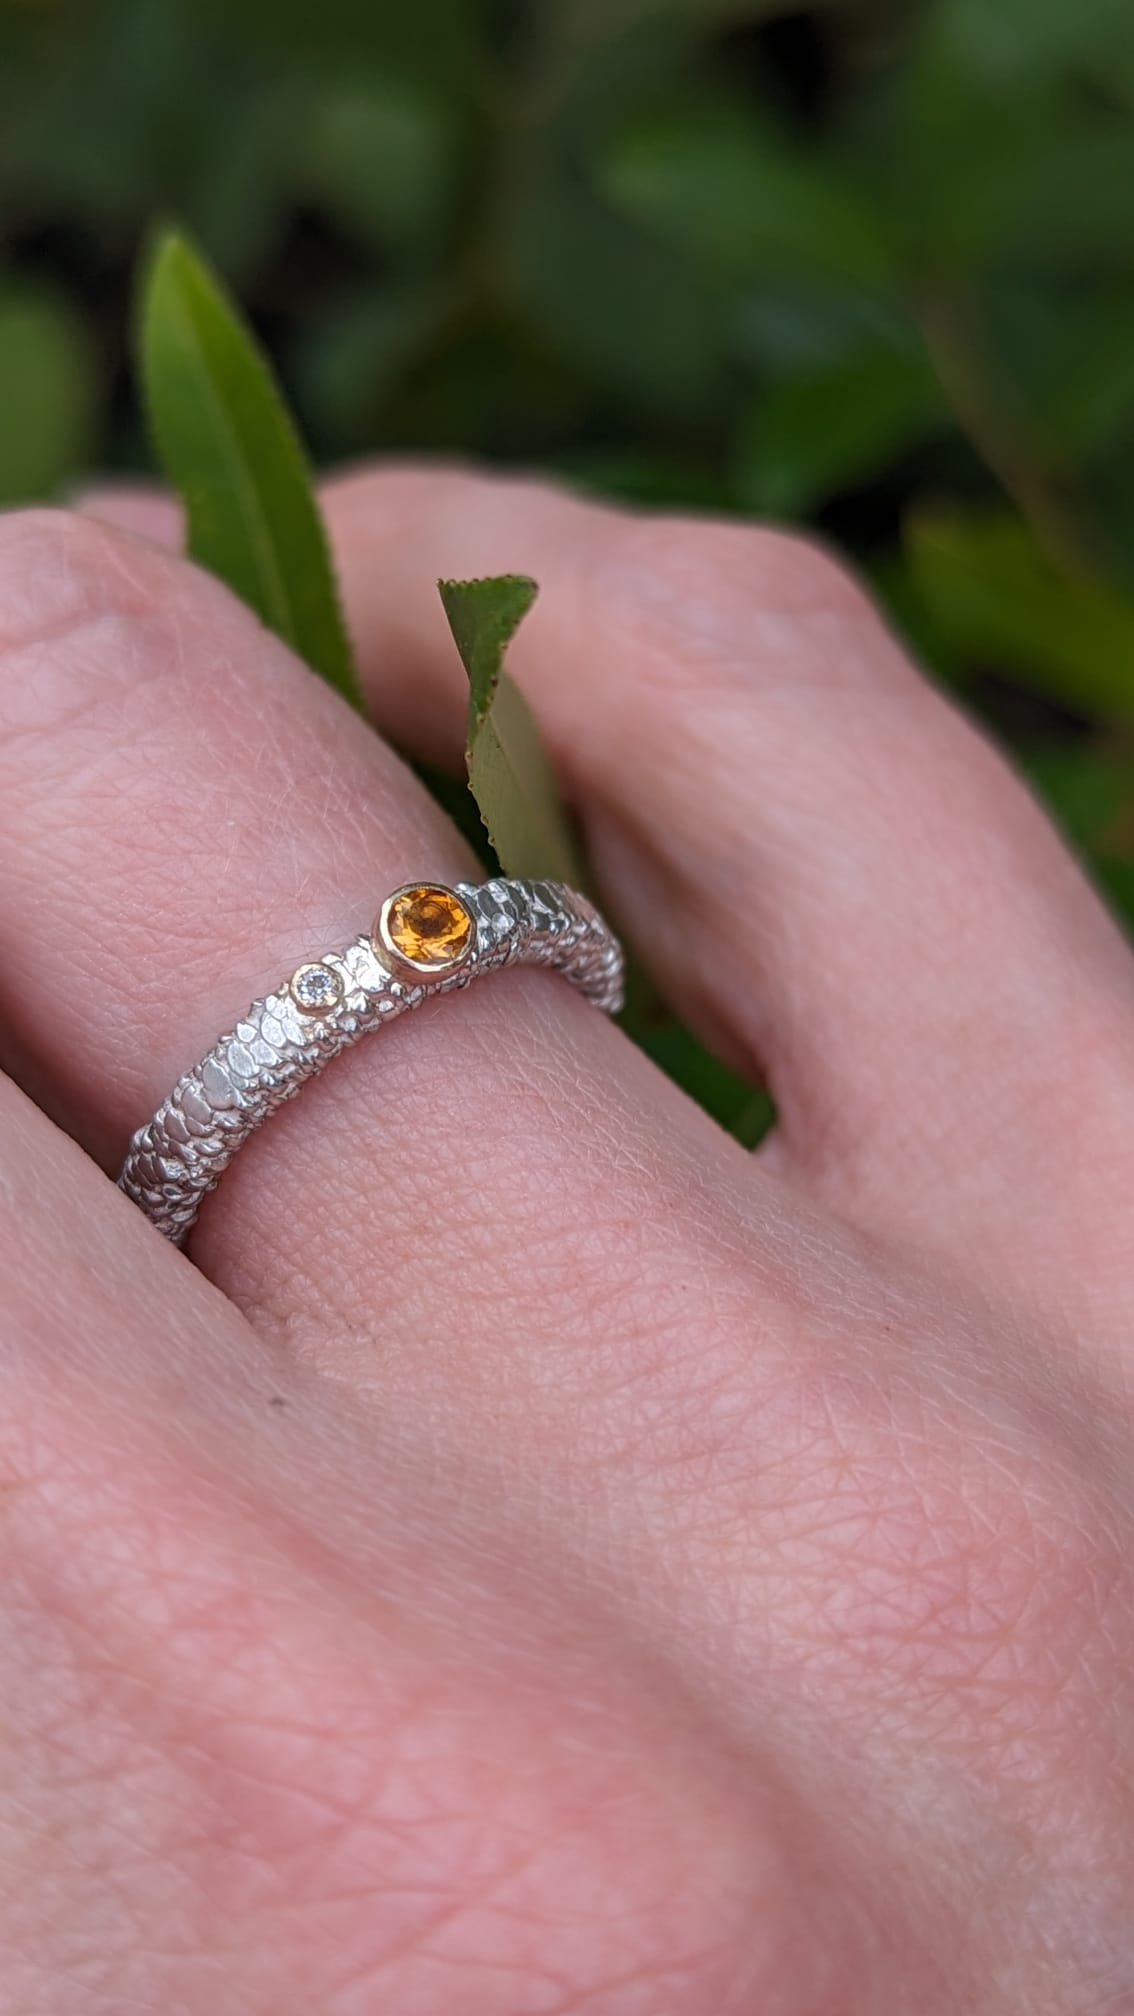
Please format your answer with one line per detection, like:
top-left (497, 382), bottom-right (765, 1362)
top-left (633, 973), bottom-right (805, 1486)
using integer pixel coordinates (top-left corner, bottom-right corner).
top-left (0, 465), bottom-right (1132, 2013)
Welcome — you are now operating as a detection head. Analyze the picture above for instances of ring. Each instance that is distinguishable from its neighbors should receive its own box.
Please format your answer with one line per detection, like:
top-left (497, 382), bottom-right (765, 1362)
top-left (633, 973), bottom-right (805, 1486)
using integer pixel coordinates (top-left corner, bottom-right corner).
top-left (118, 878), bottom-right (624, 1245)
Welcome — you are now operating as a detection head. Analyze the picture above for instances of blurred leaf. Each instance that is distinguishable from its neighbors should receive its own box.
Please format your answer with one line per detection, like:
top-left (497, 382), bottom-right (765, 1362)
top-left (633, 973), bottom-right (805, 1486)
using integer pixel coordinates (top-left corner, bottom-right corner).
top-left (928, 0), bottom-right (1134, 91)
top-left (185, 80), bottom-right (307, 281)
top-left (630, 1010), bottom-right (773, 1139)
top-left (906, 509), bottom-right (1134, 716)
top-left (377, 321), bottom-right (591, 457)
top-left (554, 445), bottom-right (729, 509)
top-left (1024, 744), bottom-right (1134, 854)
top-left (891, 1), bottom-right (1134, 281)
top-left (296, 283), bottom-right (450, 448)
top-left (0, 0), bottom-right (199, 225)
top-left (1081, 435), bottom-right (1134, 596)
top-left (601, 97), bottom-right (893, 287)
top-left (516, 0), bottom-right (792, 155)
top-left (736, 346), bottom-right (946, 516)
top-left (560, 0), bottom-right (801, 41)
top-left (440, 575), bottom-right (584, 883)
top-left (1000, 122), bottom-right (1134, 271)
top-left (887, 73), bottom-right (1050, 278)
top-left (1024, 741), bottom-right (1134, 932)
top-left (978, 279), bottom-right (1134, 464)
top-left (303, 81), bottom-right (458, 252)
top-left (140, 229), bottom-right (359, 705)
top-left (191, 0), bottom-right (485, 92)
top-left (734, 278), bottom-right (913, 374)
top-left (505, 158), bottom-right (727, 417)
top-left (869, 551), bottom-right (970, 691)
top-left (730, 1087), bottom-right (776, 1148)
top-left (1095, 861), bottom-right (1134, 935)
top-left (0, 283), bottom-right (95, 502)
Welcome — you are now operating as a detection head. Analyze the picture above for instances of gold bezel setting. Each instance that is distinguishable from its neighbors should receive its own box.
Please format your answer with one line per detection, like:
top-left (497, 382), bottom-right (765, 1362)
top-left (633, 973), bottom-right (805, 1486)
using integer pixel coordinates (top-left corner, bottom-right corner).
top-left (373, 882), bottom-right (475, 979)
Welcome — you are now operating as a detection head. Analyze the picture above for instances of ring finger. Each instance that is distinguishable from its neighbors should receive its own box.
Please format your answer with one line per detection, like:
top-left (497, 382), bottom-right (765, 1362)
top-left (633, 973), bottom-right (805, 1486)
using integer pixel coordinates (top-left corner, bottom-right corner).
top-left (82, 470), bottom-right (1134, 1325)
top-left (0, 506), bottom-right (760, 1398)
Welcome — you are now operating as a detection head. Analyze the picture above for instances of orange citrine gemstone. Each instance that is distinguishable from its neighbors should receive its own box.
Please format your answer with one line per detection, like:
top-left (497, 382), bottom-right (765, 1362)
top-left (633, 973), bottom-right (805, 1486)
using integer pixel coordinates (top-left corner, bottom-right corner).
top-left (381, 884), bottom-right (473, 969)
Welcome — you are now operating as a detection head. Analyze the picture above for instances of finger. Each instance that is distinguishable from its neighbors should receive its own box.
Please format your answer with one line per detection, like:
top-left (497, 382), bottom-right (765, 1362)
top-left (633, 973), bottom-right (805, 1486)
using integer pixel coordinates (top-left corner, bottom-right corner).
top-left (0, 504), bottom-right (853, 1763)
top-left (71, 482), bottom-right (182, 549)
top-left (2, 1076), bottom-right (797, 2016)
top-left (315, 463), bottom-right (1134, 1299)
top-left (0, 506), bottom-right (748, 1361)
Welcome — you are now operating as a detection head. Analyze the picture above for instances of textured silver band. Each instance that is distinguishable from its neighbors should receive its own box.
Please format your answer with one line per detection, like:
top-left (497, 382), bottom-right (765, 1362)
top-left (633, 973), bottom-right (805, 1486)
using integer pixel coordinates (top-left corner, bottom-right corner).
top-left (119, 877), bottom-right (623, 1245)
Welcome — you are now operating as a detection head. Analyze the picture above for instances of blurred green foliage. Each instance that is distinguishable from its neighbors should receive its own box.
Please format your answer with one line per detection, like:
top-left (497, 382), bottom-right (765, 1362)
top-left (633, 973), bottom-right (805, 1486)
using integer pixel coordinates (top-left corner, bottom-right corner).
top-left (3, 0), bottom-right (1134, 953)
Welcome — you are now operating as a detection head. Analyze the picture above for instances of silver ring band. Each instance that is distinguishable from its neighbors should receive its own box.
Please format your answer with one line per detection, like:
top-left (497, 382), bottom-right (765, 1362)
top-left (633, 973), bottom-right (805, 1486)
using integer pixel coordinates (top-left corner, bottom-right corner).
top-left (118, 877), bottom-right (624, 1245)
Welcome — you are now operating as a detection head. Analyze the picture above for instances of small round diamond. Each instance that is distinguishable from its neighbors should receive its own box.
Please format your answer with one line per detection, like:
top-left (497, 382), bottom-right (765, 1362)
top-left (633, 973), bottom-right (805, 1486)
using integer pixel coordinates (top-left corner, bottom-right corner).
top-left (289, 962), bottom-right (344, 1015)
top-left (374, 883), bottom-right (474, 975)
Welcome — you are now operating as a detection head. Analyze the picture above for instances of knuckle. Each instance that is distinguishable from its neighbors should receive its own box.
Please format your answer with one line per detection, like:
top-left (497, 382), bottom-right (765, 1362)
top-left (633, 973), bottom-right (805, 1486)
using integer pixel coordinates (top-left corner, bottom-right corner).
top-left (0, 505), bottom-right (254, 752)
top-left (0, 506), bottom-right (286, 945)
top-left (0, 507), bottom-right (168, 744)
top-left (646, 515), bottom-right (869, 617)
top-left (594, 508), bottom-right (888, 699)
top-left (0, 504), bottom-right (151, 629)
top-left (609, 508), bottom-right (863, 624)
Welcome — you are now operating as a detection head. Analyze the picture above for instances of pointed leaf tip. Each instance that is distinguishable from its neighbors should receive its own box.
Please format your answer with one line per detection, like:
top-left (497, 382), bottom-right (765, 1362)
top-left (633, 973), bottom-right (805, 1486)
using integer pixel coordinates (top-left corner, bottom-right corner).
top-left (438, 574), bottom-right (583, 886)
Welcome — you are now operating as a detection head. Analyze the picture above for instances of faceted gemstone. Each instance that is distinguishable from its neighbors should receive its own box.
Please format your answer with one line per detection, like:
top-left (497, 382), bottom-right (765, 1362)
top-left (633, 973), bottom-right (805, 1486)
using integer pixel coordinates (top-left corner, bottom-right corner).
top-left (290, 962), bottom-right (343, 1015)
top-left (381, 884), bottom-right (473, 970)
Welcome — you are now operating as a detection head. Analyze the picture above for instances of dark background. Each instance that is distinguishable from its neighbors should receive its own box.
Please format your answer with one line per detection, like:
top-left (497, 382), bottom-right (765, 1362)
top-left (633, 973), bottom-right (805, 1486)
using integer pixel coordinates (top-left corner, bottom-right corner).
top-left (3, 0), bottom-right (1134, 942)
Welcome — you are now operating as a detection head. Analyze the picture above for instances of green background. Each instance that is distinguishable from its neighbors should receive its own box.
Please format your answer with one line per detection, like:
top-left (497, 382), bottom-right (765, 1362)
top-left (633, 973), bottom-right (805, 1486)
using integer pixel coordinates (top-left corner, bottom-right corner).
top-left (3, 0), bottom-right (1134, 963)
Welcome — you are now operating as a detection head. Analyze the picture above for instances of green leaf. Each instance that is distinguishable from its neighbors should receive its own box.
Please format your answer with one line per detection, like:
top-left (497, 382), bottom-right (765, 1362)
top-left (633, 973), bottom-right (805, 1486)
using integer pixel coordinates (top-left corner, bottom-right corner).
top-left (302, 81), bottom-right (457, 252)
top-left (439, 576), bottom-right (584, 885)
top-left (296, 283), bottom-right (448, 448)
top-left (0, 282), bottom-right (95, 502)
top-left (139, 228), bottom-right (359, 705)
top-left (192, 0), bottom-right (485, 93)
top-left (634, 1014), bottom-right (774, 1140)
top-left (906, 509), bottom-right (1134, 717)
top-left (552, 445), bottom-right (730, 511)
top-left (735, 278), bottom-right (913, 375)
top-left (1024, 745), bottom-right (1134, 858)
top-left (735, 346), bottom-right (946, 517)
top-left (998, 122), bottom-right (1134, 271)
top-left (978, 278), bottom-right (1134, 465)
top-left (730, 1088), bottom-right (776, 1149)
top-left (929, 0), bottom-right (1134, 92)
top-left (1019, 745), bottom-right (1134, 935)
top-left (600, 97), bottom-right (893, 289)
top-left (504, 158), bottom-right (727, 420)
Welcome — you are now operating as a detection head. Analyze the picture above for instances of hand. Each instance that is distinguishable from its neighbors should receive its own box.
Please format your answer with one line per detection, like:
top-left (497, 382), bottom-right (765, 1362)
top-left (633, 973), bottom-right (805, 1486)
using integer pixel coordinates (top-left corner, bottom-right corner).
top-left (2, 469), bottom-right (1132, 2014)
